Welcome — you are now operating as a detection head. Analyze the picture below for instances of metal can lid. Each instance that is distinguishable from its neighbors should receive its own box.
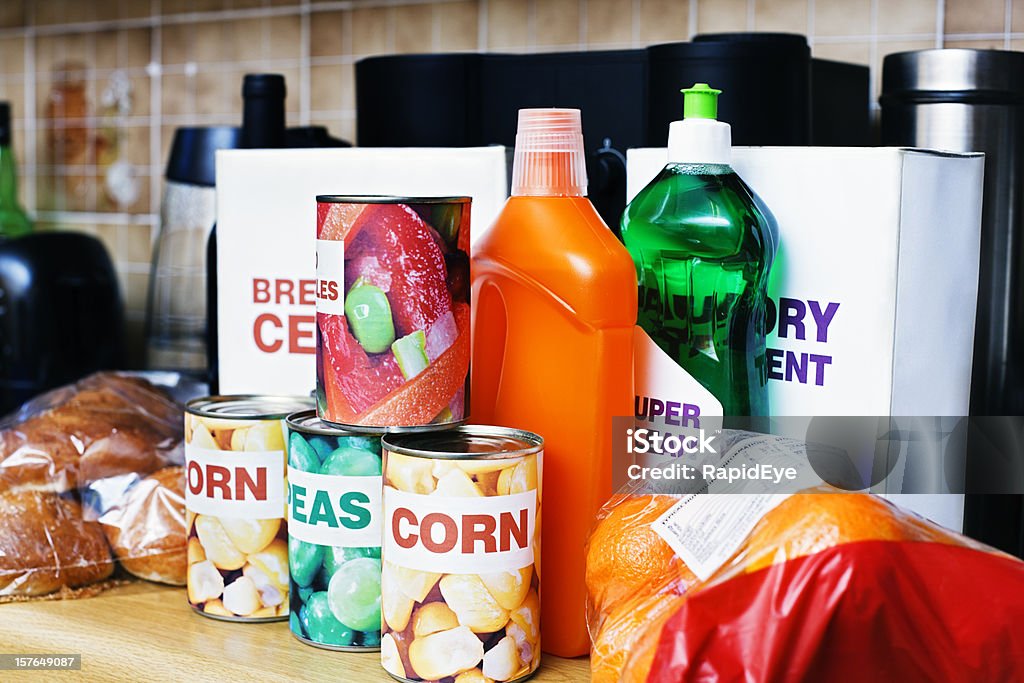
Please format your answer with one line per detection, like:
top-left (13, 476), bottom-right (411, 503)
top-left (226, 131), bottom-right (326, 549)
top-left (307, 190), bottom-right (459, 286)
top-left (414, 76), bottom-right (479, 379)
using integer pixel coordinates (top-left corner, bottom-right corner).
top-left (382, 425), bottom-right (543, 460)
top-left (286, 409), bottom-right (367, 436)
top-left (315, 194), bottom-right (471, 205)
top-left (186, 394), bottom-right (314, 420)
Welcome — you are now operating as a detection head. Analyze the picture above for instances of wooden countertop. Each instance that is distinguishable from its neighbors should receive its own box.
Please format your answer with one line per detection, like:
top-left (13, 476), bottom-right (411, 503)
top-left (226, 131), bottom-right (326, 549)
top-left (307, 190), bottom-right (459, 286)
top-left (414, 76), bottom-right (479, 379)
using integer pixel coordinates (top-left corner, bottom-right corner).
top-left (0, 583), bottom-right (589, 681)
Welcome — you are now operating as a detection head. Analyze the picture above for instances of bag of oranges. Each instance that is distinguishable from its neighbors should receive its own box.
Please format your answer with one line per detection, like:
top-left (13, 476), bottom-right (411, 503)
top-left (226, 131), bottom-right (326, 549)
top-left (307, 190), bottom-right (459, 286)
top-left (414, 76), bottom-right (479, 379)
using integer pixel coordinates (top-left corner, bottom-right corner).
top-left (586, 481), bottom-right (1024, 682)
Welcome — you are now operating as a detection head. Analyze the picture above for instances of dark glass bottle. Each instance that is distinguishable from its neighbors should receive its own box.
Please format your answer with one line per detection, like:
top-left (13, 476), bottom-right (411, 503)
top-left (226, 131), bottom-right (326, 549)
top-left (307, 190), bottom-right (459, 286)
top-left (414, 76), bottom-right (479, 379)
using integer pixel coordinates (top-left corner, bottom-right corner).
top-left (206, 74), bottom-right (286, 393)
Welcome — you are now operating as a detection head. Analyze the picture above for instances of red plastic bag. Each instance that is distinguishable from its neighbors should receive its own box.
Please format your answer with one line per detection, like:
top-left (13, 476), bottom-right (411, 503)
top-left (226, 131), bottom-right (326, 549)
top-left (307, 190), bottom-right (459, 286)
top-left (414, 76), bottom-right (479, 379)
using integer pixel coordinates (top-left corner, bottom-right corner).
top-left (586, 486), bottom-right (1024, 682)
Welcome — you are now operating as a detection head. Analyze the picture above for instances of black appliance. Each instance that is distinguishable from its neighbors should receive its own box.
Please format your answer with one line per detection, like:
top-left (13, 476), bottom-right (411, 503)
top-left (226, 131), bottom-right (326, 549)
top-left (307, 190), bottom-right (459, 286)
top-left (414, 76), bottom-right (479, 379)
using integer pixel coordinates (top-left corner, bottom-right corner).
top-left (0, 232), bottom-right (124, 414)
top-left (355, 33), bottom-right (870, 228)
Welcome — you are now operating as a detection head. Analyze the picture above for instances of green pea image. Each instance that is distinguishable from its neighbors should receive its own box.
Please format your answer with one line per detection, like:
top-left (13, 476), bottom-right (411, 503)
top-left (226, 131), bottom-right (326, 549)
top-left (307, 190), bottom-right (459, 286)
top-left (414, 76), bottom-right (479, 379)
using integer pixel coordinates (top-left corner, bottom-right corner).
top-left (298, 584), bottom-right (314, 604)
top-left (327, 558), bottom-right (382, 632)
top-left (289, 610), bottom-right (303, 637)
top-left (309, 436), bottom-right (337, 462)
top-left (344, 283), bottom-right (396, 353)
top-left (360, 630), bottom-right (381, 647)
top-left (289, 535), bottom-right (323, 588)
top-left (324, 546), bottom-right (380, 576)
top-left (347, 435), bottom-right (383, 455)
top-left (288, 432), bottom-right (319, 471)
top-left (302, 592), bottom-right (355, 647)
top-left (320, 447), bottom-right (382, 477)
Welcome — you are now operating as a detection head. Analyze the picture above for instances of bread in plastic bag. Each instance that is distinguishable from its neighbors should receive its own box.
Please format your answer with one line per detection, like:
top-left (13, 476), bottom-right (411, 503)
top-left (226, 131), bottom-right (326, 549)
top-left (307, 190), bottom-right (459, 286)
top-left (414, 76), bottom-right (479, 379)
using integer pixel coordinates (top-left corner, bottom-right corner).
top-left (0, 372), bottom-right (185, 598)
top-left (586, 483), bottom-right (1024, 682)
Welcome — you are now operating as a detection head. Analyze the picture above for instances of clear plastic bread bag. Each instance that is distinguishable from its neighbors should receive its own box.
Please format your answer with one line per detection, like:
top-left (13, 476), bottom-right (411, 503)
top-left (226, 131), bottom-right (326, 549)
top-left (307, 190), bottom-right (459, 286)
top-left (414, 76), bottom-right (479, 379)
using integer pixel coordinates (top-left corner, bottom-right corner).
top-left (0, 372), bottom-right (186, 599)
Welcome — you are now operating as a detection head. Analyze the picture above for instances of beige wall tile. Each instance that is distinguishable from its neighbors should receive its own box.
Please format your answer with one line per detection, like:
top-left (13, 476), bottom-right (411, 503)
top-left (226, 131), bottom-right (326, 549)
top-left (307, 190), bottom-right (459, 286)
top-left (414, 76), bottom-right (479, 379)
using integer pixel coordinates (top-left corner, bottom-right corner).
top-left (0, 1), bottom-right (26, 28)
top-left (876, 0), bottom-right (936, 35)
top-left (815, 0), bottom-right (871, 36)
top-left (1014, 0), bottom-right (1024, 33)
top-left (945, 0), bottom-right (1005, 35)
top-left (352, 7), bottom-right (392, 56)
top-left (268, 15), bottom-right (303, 61)
top-left (229, 18), bottom-right (267, 63)
top-left (161, 73), bottom-right (194, 117)
top-left (310, 64), bottom-right (347, 112)
top-left (536, 0), bottom-right (578, 47)
top-left (311, 115), bottom-right (355, 145)
top-left (0, 36), bottom-right (25, 74)
top-left (488, 0), bottom-right (529, 49)
top-left (438, 1), bottom-right (479, 51)
top-left (130, 74), bottom-right (151, 117)
top-left (587, 0), bottom-right (631, 46)
top-left (195, 69), bottom-right (231, 115)
top-left (394, 4), bottom-right (435, 54)
top-left (754, 0), bottom-right (808, 33)
top-left (280, 66), bottom-right (301, 115)
top-left (122, 272), bottom-right (150, 315)
top-left (310, 10), bottom-right (347, 57)
top-left (121, 29), bottom-right (153, 69)
top-left (122, 125), bottom-right (150, 166)
top-left (812, 41), bottom-right (870, 65)
top-left (160, 125), bottom-right (177, 170)
top-left (125, 224), bottom-right (153, 263)
top-left (194, 21), bottom-right (229, 63)
top-left (162, 23), bottom-right (194, 65)
top-left (945, 38), bottom-right (1007, 49)
top-left (638, 0), bottom-right (689, 45)
top-left (697, 0), bottom-right (748, 34)
top-left (118, 0), bottom-right (152, 20)
top-left (95, 30), bottom-right (120, 71)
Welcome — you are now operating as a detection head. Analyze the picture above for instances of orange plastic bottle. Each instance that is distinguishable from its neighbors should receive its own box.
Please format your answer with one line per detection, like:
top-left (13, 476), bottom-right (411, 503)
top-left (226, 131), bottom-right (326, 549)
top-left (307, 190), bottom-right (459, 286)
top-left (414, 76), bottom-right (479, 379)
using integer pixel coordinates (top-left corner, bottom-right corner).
top-left (471, 109), bottom-right (637, 657)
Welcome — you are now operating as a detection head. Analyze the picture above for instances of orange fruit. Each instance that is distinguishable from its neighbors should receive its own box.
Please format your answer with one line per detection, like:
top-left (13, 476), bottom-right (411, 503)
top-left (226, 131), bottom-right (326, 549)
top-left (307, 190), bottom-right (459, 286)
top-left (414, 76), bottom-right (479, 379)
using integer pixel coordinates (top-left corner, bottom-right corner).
top-left (743, 489), bottom-right (909, 574)
top-left (591, 588), bottom-right (687, 683)
top-left (586, 494), bottom-right (697, 621)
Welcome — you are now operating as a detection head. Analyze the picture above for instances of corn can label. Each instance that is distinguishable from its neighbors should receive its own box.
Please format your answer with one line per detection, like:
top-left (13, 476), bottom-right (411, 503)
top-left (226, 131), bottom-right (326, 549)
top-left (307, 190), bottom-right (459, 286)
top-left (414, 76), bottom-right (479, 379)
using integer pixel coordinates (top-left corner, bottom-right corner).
top-left (380, 449), bottom-right (542, 682)
top-left (184, 413), bottom-right (290, 621)
top-left (315, 197), bottom-right (471, 431)
top-left (287, 421), bottom-right (383, 650)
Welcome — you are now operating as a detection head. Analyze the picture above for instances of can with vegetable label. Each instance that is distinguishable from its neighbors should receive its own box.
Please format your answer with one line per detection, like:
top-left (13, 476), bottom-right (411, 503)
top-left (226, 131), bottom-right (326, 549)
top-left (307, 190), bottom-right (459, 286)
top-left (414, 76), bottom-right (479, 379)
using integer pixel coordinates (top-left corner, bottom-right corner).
top-left (380, 426), bottom-right (542, 683)
top-left (286, 409), bottom-right (383, 650)
top-left (185, 395), bottom-right (312, 622)
top-left (315, 195), bottom-right (470, 432)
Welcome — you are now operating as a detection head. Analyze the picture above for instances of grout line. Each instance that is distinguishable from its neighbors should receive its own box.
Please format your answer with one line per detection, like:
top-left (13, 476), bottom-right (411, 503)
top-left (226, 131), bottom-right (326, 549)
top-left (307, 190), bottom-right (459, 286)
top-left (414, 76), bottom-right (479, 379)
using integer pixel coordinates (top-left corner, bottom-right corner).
top-left (300, 0), bottom-right (311, 126)
top-left (1006, 0), bottom-right (1014, 48)
top-left (580, 0), bottom-right (588, 49)
top-left (632, 0), bottom-right (641, 48)
top-left (150, 0), bottom-right (162, 226)
top-left (688, 0), bottom-right (698, 39)
top-left (431, 0), bottom-right (442, 51)
top-left (527, 0), bottom-right (537, 49)
top-left (807, 0), bottom-right (815, 47)
top-left (936, 0), bottom-right (945, 48)
top-left (747, 0), bottom-right (756, 31)
top-left (478, 0), bottom-right (488, 52)
top-left (23, 29), bottom-right (36, 214)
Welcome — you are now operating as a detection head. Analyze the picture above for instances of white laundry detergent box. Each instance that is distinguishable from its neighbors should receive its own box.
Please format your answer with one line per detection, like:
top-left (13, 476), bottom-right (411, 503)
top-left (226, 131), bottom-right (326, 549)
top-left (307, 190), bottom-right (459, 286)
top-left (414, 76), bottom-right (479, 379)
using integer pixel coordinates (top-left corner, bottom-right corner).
top-left (215, 146), bottom-right (508, 397)
top-left (627, 147), bottom-right (985, 529)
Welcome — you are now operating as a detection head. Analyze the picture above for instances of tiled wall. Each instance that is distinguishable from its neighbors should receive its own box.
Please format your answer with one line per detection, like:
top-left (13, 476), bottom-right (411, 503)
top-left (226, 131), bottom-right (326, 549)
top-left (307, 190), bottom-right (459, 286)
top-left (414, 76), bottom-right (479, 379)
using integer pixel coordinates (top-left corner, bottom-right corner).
top-left (0, 0), bottom-right (1021, 364)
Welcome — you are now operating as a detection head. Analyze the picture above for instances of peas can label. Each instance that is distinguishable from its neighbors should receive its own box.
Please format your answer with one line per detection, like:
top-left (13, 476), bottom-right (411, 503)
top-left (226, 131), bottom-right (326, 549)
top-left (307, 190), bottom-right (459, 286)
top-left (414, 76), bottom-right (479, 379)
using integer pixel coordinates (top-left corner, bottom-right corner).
top-left (287, 411), bottom-right (383, 651)
top-left (315, 195), bottom-right (471, 432)
top-left (185, 395), bottom-right (312, 623)
top-left (380, 428), bottom-right (542, 683)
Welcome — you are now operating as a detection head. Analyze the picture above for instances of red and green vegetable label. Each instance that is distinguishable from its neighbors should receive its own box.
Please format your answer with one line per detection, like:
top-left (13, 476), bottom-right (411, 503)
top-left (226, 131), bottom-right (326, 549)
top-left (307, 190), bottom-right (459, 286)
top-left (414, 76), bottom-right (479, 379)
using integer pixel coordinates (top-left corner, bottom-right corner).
top-left (315, 200), bottom-right (470, 429)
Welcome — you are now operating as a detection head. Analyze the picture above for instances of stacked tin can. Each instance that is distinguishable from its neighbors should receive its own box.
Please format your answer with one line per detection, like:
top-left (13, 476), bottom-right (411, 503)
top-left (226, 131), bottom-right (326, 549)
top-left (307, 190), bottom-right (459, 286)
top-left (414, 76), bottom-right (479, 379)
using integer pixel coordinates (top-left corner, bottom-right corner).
top-left (311, 196), bottom-right (543, 682)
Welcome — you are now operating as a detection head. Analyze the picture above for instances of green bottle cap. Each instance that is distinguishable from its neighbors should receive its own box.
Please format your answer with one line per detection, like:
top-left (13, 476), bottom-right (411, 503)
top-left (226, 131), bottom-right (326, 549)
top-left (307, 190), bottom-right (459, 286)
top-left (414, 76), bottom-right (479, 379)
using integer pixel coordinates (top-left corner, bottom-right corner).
top-left (681, 83), bottom-right (722, 120)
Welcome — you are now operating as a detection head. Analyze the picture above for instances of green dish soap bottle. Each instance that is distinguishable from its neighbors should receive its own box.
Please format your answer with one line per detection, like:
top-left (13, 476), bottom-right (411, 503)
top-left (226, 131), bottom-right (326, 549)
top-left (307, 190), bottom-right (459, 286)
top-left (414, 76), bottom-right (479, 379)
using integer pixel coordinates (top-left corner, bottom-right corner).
top-left (622, 83), bottom-right (777, 424)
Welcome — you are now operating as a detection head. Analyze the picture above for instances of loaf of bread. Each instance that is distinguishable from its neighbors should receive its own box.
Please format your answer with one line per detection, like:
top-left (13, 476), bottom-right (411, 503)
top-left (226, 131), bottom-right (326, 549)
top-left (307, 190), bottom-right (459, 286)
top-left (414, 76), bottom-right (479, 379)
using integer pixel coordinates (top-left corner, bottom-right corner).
top-left (0, 373), bottom-right (182, 494)
top-left (0, 490), bottom-right (114, 596)
top-left (0, 373), bottom-right (185, 597)
top-left (101, 466), bottom-right (187, 585)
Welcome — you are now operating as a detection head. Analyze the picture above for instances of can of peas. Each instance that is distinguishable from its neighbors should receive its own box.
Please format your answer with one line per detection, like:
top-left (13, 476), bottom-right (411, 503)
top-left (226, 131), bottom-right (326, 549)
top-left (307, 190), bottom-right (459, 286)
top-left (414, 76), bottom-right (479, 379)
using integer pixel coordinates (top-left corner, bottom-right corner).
top-left (315, 195), bottom-right (470, 433)
top-left (286, 409), bottom-right (383, 651)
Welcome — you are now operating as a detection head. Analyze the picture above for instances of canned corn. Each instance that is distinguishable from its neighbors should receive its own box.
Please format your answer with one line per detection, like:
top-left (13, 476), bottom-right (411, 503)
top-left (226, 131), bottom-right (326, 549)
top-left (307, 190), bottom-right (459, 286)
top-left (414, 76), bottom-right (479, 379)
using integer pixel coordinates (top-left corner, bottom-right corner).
top-left (380, 426), bottom-right (543, 683)
top-left (315, 195), bottom-right (470, 433)
top-left (286, 409), bottom-right (383, 650)
top-left (184, 394), bottom-right (312, 622)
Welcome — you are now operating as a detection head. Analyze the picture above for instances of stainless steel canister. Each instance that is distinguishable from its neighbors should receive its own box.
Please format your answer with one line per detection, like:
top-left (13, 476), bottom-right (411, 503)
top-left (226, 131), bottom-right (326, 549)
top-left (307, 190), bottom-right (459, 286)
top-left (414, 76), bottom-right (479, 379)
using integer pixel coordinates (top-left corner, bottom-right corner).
top-left (881, 48), bottom-right (1024, 416)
